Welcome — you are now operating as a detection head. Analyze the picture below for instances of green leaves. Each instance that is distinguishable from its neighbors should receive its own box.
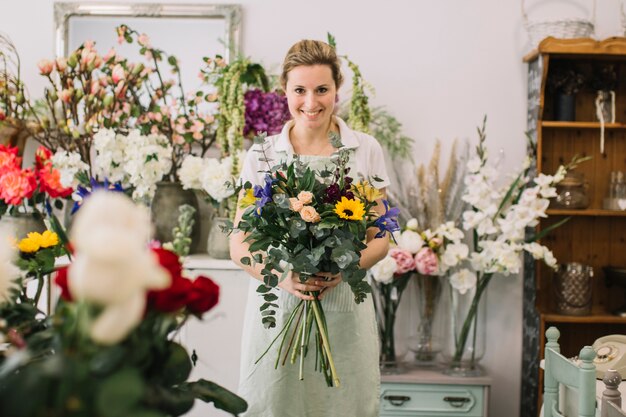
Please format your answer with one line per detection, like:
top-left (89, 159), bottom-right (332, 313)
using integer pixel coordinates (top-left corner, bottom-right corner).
top-left (161, 342), bottom-right (192, 386)
top-left (179, 379), bottom-right (248, 416)
top-left (96, 368), bottom-right (145, 417)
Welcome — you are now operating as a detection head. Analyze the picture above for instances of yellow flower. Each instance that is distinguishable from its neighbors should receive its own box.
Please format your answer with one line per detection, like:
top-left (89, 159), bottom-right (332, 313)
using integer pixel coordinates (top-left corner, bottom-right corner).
top-left (238, 188), bottom-right (257, 208)
top-left (18, 235), bottom-right (40, 253)
top-left (352, 180), bottom-right (383, 202)
top-left (334, 197), bottom-right (366, 221)
top-left (39, 230), bottom-right (59, 248)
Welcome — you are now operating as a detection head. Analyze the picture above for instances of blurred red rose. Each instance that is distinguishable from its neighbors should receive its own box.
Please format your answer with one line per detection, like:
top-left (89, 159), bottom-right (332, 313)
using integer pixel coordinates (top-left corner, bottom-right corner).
top-left (187, 275), bottom-right (220, 315)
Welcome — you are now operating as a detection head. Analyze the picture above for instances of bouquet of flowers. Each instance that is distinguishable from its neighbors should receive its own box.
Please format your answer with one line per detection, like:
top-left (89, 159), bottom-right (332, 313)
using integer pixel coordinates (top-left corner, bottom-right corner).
top-left (231, 132), bottom-right (399, 387)
top-left (93, 128), bottom-right (173, 202)
top-left (371, 220), bottom-right (467, 365)
top-left (0, 144), bottom-right (75, 219)
top-left (178, 152), bottom-right (243, 218)
top-left (443, 119), bottom-right (587, 373)
top-left (0, 191), bottom-right (247, 416)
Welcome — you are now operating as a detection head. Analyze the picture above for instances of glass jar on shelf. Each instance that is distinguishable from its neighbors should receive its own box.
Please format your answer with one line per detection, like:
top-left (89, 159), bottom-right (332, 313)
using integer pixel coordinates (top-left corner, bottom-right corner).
top-left (603, 171), bottom-right (626, 211)
top-left (551, 171), bottom-right (590, 209)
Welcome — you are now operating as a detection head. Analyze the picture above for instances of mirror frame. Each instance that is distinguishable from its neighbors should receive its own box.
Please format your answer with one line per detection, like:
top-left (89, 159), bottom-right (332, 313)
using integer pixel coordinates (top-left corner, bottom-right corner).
top-left (54, 2), bottom-right (242, 61)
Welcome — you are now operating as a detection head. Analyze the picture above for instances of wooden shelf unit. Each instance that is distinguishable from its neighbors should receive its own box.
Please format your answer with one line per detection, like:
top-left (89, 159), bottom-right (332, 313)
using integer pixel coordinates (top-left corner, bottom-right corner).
top-left (523, 37), bottom-right (626, 417)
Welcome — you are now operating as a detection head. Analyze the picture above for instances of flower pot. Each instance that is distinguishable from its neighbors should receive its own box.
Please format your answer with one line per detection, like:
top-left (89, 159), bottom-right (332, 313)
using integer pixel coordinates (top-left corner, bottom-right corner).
top-left (441, 277), bottom-right (487, 377)
top-left (207, 216), bottom-right (230, 259)
top-left (0, 212), bottom-right (47, 239)
top-left (410, 274), bottom-right (444, 366)
top-left (554, 92), bottom-right (576, 121)
top-left (151, 181), bottom-right (200, 252)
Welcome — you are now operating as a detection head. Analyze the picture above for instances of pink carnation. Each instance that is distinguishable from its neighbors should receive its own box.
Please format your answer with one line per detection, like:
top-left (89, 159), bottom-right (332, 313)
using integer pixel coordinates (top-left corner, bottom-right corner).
top-left (415, 247), bottom-right (440, 276)
top-left (389, 247), bottom-right (416, 274)
top-left (0, 167), bottom-right (37, 205)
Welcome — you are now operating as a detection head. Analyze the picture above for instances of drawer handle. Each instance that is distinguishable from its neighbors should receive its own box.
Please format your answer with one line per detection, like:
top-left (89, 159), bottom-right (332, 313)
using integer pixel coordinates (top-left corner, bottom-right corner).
top-left (383, 395), bottom-right (411, 406)
top-left (443, 396), bottom-right (471, 408)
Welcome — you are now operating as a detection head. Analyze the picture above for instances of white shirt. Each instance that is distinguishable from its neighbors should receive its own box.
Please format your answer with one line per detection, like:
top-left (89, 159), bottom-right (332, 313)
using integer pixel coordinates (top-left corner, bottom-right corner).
top-left (239, 116), bottom-right (390, 189)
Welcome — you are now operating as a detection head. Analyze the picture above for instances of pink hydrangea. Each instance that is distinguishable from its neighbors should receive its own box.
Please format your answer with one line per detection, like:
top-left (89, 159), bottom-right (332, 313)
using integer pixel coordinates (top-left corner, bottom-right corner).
top-left (415, 247), bottom-right (440, 276)
top-left (388, 247), bottom-right (416, 274)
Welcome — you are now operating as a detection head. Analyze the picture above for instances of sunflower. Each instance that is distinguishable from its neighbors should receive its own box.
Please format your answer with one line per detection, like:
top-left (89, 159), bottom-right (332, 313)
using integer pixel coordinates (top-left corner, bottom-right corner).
top-left (38, 230), bottom-right (59, 248)
top-left (334, 196), bottom-right (366, 221)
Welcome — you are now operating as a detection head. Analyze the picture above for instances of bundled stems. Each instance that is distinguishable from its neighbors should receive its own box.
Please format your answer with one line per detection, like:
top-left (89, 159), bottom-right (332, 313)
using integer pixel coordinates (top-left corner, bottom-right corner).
top-left (452, 273), bottom-right (493, 363)
top-left (255, 292), bottom-right (340, 387)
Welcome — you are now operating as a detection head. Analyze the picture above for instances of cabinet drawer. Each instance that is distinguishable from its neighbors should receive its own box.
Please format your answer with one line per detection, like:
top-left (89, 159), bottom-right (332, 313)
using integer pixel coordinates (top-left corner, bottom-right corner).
top-left (380, 382), bottom-right (485, 416)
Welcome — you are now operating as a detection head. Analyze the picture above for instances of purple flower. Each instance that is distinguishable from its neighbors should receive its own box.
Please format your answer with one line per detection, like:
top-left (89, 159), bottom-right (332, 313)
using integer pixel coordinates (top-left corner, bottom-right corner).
top-left (323, 183), bottom-right (341, 204)
top-left (244, 89), bottom-right (291, 137)
top-left (253, 174), bottom-right (274, 214)
top-left (374, 200), bottom-right (400, 238)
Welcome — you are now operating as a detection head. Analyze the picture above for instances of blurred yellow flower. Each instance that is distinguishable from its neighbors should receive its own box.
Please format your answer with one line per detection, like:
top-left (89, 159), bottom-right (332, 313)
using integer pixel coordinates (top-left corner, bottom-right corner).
top-left (334, 197), bottom-right (365, 221)
top-left (352, 180), bottom-right (383, 202)
top-left (18, 236), bottom-right (40, 253)
top-left (39, 230), bottom-right (59, 248)
top-left (17, 230), bottom-right (59, 253)
top-left (239, 188), bottom-right (257, 208)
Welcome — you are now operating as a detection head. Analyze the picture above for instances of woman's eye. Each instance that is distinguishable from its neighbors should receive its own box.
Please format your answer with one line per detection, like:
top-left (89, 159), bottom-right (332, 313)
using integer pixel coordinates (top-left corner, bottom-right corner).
top-left (294, 88), bottom-right (305, 94)
top-left (317, 87), bottom-right (328, 94)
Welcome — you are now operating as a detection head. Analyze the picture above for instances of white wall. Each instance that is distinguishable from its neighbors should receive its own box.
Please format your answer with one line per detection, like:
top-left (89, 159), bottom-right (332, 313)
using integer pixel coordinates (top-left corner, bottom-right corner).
top-left (3, 1), bottom-right (626, 416)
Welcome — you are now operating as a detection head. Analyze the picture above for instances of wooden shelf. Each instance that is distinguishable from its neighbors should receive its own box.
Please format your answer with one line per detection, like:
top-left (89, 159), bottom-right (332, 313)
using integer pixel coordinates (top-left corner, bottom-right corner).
top-left (541, 121), bottom-right (626, 129)
top-left (546, 209), bottom-right (626, 217)
top-left (542, 312), bottom-right (626, 324)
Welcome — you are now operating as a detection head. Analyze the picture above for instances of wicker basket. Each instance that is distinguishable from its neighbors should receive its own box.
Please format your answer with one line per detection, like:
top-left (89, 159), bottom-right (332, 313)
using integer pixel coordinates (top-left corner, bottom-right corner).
top-left (523, 0), bottom-right (596, 48)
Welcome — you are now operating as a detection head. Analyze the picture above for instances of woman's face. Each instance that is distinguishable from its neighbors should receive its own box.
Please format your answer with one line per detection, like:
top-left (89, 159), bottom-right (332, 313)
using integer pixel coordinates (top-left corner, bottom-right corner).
top-left (284, 64), bottom-right (337, 130)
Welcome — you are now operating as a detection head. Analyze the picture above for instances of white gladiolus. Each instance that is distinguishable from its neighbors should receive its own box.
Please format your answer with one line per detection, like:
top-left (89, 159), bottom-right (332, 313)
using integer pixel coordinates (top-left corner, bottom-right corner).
top-left (370, 256), bottom-right (398, 284)
top-left (68, 191), bottom-right (170, 345)
top-left (0, 226), bottom-right (20, 305)
top-left (449, 269), bottom-right (477, 294)
top-left (396, 230), bottom-right (424, 254)
top-left (441, 243), bottom-right (469, 270)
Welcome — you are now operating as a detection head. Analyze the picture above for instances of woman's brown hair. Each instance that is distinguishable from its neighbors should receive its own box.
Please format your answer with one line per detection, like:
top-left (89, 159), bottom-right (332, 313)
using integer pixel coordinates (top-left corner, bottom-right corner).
top-left (280, 40), bottom-right (343, 90)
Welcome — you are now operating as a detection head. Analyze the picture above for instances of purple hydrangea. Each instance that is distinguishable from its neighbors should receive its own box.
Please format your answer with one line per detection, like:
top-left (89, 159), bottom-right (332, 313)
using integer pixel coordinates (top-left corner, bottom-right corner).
top-left (244, 89), bottom-right (291, 137)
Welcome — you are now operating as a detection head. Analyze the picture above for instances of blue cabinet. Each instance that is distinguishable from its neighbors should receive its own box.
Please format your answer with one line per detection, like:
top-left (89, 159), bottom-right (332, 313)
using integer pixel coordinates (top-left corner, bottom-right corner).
top-left (380, 368), bottom-right (491, 417)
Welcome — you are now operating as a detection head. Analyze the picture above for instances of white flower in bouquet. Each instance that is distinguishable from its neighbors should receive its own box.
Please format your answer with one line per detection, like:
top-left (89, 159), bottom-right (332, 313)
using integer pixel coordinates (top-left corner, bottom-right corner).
top-left (370, 255), bottom-right (398, 284)
top-left (441, 242), bottom-right (469, 271)
top-left (124, 130), bottom-right (172, 201)
top-left (179, 155), bottom-right (205, 190)
top-left (405, 218), bottom-right (419, 231)
top-left (397, 229), bottom-right (425, 254)
top-left (51, 150), bottom-right (90, 188)
top-left (0, 226), bottom-right (20, 304)
top-left (68, 191), bottom-right (170, 344)
top-left (201, 156), bottom-right (234, 202)
top-left (93, 128), bottom-right (126, 183)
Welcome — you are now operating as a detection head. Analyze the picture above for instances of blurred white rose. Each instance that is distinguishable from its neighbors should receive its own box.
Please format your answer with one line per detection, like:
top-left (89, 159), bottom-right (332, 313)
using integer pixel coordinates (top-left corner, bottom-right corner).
top-left (397, 230), bottom-right (424, 254)
top-left (68, 191), bottom-right (170, 345)
top-left (370, 256), bottom-right (398, 284)
top-left (405, 218), bottom-right (419, 231)
top-left (0, 226), bottom-right (20, 305)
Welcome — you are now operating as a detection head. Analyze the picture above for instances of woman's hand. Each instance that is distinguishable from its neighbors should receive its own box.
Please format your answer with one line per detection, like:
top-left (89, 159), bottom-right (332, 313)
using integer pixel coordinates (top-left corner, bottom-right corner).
top-left (312, 272), bottom-right (342, 300)
top-left (278, 271), bottom-right (323, 301)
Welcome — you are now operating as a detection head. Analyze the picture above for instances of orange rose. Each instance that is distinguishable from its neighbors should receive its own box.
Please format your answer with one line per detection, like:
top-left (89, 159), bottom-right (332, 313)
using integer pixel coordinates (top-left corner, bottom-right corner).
top-left (289, 197), bottom-right (304, 212)
top-left (297, 191), bottom-right (314, 205)
top-left (300, 206), bottom-right (321, 223)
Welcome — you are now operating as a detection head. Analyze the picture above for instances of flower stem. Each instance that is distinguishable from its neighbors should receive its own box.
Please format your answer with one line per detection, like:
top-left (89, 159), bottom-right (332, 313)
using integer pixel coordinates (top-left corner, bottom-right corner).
top-left (32, 272), bottom-right (44, 307)
top-left (255, 299), bottom-right (303, 365)
top-left (453, 273), bottom-right (492, 363)
top-left (311, 298), bottom-right (340, 387)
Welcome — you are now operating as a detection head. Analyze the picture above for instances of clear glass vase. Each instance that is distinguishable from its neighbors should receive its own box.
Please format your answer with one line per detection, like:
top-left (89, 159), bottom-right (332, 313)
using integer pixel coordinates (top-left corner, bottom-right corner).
top-left (410, 274), bottom-right (444, 367)
top-left (441, 276), bottom-right (487, 377)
